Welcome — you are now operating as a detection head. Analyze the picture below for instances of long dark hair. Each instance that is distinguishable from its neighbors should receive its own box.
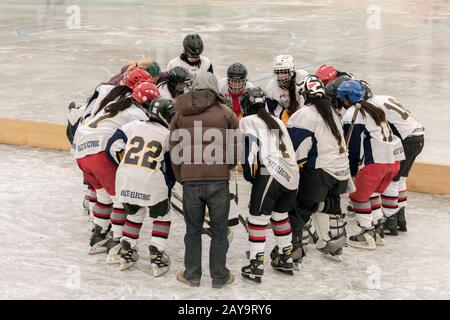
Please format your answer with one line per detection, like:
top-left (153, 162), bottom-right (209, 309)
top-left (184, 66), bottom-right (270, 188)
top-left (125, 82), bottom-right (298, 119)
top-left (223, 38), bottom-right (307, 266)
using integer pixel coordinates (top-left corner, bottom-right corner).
top-left (94, 85), bottom-right (132, 116)
top-left (256, 107), bottom-right (284, 137)
top-left (308, 96), bottom-right (343, 149)
top-left (359, 101), bottom-right (392, 141)
top-left (104, 96), bottom-right (133, 117)
top-left (287, 72), bottom-right (299, 116)
top-left (359, 101), bottom-right (386, 126)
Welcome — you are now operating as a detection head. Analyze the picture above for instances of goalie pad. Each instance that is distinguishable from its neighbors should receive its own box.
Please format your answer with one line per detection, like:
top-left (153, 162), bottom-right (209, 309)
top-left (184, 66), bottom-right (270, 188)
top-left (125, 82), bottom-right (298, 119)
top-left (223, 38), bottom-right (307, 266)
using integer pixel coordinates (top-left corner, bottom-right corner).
top-left (312, 212), bottom-right (346, 254)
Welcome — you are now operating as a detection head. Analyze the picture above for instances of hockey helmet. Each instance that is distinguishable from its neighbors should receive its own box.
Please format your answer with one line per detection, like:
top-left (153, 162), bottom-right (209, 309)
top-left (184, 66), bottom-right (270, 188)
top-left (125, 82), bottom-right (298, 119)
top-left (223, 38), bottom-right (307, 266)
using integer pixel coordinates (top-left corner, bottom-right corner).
top-left (148, 97), bottom-right (177, 128)
top-left (314, 64), bottom-right (338, 85)
top-left (273, 54), bottom-right (295, 87)
top-left (132, 81), bottom-right (160, 105)
top-left (227, 62), bottom-right (248, 94)
top-left (337, 80), bottom-right (365, 105)
top-left (240, 87), bottom-right (266, 116)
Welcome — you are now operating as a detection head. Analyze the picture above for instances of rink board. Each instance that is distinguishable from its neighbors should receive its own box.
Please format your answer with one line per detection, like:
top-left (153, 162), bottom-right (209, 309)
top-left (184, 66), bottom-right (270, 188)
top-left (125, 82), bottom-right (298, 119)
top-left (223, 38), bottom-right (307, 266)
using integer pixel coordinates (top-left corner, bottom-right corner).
top-left (1, 117), bottom-right (449, 195)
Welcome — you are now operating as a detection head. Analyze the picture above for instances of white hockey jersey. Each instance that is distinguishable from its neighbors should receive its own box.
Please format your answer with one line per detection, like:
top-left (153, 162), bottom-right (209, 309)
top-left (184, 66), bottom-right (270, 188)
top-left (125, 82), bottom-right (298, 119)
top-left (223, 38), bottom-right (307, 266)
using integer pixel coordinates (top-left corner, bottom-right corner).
top-left (265, 69), bottom-right (308, 123)
top-left (369, 95), bottom-right (425, 140)
top-left (239, 114), bottom-right (299, 190)
top-left (342, 104), bottom-right (405, 176)
top-left (105, 120), bottom-right (175, 207)
top-left (89, 84), bottom-right (115, 119)
top-left (286, 104), bottom-right (350, 181)
top-left (167, 55), bottom-right (212, 81)
top-left (73, 104), bottom-right (148, 159)
top-left (218, 77), bottom-right (255, 117)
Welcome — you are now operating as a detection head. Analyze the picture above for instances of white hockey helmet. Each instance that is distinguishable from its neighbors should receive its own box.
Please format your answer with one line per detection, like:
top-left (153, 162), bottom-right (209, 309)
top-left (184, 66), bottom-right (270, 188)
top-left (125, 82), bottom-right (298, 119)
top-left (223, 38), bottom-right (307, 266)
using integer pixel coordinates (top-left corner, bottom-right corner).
top-left (273, 54), bottom-right (295, 86)
top-left (300, 75), bottom-right (325, 99)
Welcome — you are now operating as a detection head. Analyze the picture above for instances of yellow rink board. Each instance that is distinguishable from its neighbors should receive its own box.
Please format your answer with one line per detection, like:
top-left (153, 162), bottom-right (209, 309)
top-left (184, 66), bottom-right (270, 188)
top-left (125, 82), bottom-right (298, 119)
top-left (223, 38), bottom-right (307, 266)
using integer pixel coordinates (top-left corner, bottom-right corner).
top-left (1, 117), bottom-right (449, 195)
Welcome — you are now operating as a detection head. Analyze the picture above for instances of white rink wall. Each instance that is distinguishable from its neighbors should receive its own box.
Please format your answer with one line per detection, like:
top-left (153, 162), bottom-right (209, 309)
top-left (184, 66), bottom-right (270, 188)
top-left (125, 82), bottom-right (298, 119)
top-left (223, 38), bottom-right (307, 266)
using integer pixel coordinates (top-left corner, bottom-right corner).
top-left (0, 0), bottom-right (449, 163)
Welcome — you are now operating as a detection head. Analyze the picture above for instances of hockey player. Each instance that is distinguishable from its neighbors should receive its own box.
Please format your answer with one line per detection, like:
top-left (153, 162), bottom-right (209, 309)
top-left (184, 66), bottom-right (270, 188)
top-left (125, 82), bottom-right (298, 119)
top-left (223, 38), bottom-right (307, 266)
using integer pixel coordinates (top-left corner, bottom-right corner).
top-left (74, 81), bottom-right (160, 254)
top-left (324, 73), bottom-right (354, 117)
top-left (286, 75), bottom-right (350, 263)
top-left (218, 62), bottom-right (255, 118)
top-left (105, 97), bottom-right (176, 275)
top-left (266, 54), bottom-right (308, 123)
top-left (360, 80), bottom-right (425, 235)
top-left (68, 68), bottom-right (153, 230)
top-left (90, 68), bottom-right (153, 119)
top-left (157, 66), bottom-right (191, 100)
top-left (338, 80), bottom-right (404, 249)
top-left (239, 87), bottom-right (299, 283)
top-left (314, 64), bottom-right (353, 86)
top-left (167, 33), bottom-right (213, 81)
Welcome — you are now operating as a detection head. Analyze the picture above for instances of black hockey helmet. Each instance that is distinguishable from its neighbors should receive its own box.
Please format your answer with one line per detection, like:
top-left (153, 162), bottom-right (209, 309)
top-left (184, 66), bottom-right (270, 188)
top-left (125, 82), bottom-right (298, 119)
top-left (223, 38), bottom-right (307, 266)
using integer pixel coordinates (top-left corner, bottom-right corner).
top-left (325, 75), bottom-right (352, 109)
top-left (227, 62), bottom-right (248, 94)
top-left (359, 80), bottom-right (373, 101)
top-left (240, 87), bottom-right (266, 116)
top-left (167, 66), bottom-right (191, 97)
top-left (148, 97), bottom-right (176, 128)
top-left (183, 33), bottom-right (204, 56)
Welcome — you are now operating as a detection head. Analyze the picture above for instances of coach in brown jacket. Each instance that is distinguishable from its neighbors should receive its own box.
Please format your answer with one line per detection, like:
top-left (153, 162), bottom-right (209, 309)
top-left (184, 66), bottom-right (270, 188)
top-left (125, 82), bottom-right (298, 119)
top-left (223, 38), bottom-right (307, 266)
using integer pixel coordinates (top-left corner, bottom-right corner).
top-left (170, 71), bottom-right (239, 289)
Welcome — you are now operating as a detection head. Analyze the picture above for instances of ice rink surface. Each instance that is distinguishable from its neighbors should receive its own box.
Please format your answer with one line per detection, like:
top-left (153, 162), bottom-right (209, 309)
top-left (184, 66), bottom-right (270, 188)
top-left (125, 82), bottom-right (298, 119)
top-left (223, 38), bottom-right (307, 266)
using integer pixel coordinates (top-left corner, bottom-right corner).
top-left (0, 0), bottom-right (449, 163)
top-left (1, 144), bottom-right (450, 300)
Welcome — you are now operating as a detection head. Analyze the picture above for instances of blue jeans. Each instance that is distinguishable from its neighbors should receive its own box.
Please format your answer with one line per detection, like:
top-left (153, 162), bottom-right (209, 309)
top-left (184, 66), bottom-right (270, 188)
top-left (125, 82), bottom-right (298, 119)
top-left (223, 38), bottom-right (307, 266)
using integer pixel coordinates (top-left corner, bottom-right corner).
top-left (182, 181), bottom-right (231, 286)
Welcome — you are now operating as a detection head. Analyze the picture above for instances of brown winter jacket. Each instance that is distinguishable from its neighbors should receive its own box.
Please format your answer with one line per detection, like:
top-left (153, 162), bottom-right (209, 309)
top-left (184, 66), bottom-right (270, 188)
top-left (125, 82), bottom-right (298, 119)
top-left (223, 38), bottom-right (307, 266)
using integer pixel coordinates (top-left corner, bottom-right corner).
top-left (169, 89), bottom-right (240, 183)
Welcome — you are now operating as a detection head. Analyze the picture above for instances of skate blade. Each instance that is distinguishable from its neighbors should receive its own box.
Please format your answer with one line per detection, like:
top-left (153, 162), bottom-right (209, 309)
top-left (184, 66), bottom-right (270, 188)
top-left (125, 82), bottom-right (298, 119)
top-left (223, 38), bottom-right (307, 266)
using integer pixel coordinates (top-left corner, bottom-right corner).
top-left (245, 250), bottom-right (250, 259)
top-left (120, 261), bottom-right (136, 271)
top-left (322, 253), bottom-right (343, 262)
top-left (151, 264), bottom-right (170, 277)
top-left (347, 240), bottom-right (376, 250)
top-left (375, 238), bottom-right (385, 246)
top-left (272, 267), bottom-right (294, 275)
top-left (88, 240), bottom-right (108, 254)
top-left (106, 254), bottom-right (121, 265)
top-left (293, 263), bottom-right (301, 271)
top-left (241, 273), bottom-right (262, 283)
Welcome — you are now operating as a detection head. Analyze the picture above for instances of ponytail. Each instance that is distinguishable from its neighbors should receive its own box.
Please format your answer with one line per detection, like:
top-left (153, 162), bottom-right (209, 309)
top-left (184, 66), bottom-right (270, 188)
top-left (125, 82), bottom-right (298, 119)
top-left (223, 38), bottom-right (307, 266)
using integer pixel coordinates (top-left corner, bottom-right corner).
top-left (359, 101), bottom-right (387, 126)
top-left (256, 107), bottom-right (284, 137)
top-left (308, 96), bottom-right (344, 151)
top-left (94, 85), bottom-right (132, 116)
top-left (104, 96), bottom-right (133, 117)
top-left (287, 74), bottom-right (299, 116)
top-left (359, 101), bottom-right (392, 141)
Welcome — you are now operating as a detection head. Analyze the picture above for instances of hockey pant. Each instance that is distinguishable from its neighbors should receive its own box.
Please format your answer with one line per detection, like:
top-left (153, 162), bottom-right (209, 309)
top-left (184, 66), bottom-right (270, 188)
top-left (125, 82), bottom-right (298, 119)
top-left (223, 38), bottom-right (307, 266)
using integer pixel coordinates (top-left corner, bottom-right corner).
top-left (350, 162), bottom-right (400, 229)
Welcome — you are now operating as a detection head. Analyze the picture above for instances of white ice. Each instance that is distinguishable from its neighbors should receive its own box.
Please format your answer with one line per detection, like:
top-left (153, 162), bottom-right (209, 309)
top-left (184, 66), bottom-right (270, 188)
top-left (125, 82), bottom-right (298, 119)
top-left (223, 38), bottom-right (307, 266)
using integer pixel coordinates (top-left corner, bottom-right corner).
top-left (0, 0), bottom-right (449, 163)
top-left (1, 144), bottom-right (450, 300)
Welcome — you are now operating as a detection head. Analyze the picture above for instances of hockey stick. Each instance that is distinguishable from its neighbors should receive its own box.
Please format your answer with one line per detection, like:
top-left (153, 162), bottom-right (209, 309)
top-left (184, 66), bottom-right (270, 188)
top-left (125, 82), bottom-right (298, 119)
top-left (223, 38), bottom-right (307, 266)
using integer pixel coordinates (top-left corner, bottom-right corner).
top-left (170, 200), bottom-right (213, 237)
top-left (345, 103), bottom-right (362, 146)
top-left (172, 190), bottom-right (239, 227)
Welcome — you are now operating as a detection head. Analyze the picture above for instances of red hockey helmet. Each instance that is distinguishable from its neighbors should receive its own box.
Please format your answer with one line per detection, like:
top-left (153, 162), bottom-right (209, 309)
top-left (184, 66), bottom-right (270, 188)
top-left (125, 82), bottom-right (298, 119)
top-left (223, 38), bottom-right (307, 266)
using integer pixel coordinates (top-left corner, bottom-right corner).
top-left (131, 81), bottom-right (160, 104)
top-left (122, 68), bottom-right (152, 89)
top-left (314, 64), bottom-right (338, 85)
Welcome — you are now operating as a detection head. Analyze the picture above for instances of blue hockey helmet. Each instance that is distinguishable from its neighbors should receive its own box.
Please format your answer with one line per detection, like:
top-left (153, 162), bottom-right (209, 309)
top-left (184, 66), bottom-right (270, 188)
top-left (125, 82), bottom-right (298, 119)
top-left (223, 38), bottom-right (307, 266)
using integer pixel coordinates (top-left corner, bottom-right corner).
top-left (337, 80), bottom-right (365, 104)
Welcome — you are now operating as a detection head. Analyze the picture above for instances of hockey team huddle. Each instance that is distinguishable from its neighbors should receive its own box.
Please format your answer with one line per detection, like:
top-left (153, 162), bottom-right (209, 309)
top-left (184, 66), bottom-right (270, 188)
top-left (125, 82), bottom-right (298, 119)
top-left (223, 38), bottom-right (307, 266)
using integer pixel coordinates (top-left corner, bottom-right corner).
top-left (67, 33), bottom-right (425, 288)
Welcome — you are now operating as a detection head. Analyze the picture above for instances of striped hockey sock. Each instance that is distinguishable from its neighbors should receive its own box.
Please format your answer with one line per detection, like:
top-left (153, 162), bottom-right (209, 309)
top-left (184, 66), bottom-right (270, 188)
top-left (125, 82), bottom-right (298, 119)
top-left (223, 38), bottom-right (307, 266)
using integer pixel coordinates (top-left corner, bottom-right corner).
top-left (270, 212), bottom-right (292, 254)
top-left (110, 204), bottom-right (126, 239)
top-left (151, 213), bottom-right (172, 252)
top-left (122, 207), bottom-right (146, 247)
top-left (350, 196), bottom-right (373, 229)
top-left (248, 215), bottom-right (270, 260)
top-left (370, 193), bottom-right (383, 222)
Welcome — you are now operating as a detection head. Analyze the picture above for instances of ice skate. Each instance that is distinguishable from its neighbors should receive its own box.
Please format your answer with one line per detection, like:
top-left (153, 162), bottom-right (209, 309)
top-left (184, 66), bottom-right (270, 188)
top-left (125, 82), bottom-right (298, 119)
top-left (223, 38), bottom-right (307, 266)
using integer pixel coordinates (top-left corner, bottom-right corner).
top-left (241, 252), bottom-right (264, 284)
top-left (271, 246), bottom-right (294, 275)
top-left (105, 237), bottom-right (121, 264)
top-left (88, 225), bottom-right (109, 254)
top-left (383, 213), bottom-right (398, 236)
top-left (348, 228), bottom-right (376, 250)
top-left (397, 208), bottom-right (407, 232)
top-left (119, 240), bottom-right (139, 271)
top-left (321, 248), bottom-right (343, 262)
top-left (149, 245), bottom-right (171, 277)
